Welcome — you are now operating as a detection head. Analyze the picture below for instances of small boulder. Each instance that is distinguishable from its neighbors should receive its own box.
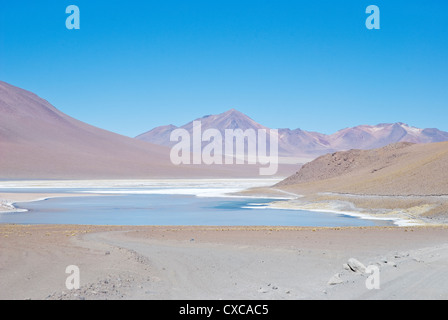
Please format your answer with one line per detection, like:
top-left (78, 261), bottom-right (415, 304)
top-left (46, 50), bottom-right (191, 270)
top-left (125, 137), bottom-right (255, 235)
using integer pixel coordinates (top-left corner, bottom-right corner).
top-left (347, 258), bottom-right (367, 274)
top-left (327, 273), bottom-right (344, 285)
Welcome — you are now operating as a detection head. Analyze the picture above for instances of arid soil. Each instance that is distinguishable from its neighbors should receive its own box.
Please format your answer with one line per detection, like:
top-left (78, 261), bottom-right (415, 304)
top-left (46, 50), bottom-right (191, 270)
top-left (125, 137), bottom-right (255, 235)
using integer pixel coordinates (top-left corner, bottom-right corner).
top-left (1, 224), bottom-right (448, 300)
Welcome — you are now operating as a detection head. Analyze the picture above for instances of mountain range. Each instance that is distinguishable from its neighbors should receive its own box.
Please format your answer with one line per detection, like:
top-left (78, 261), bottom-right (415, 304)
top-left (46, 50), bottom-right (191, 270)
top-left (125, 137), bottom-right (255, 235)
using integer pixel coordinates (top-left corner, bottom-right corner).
top-left (2, 80), bottom-right (448, 179)
top-left (136, 109), bottom-right (448, 163)
top-left (0, 81), bottom-right (266, 179)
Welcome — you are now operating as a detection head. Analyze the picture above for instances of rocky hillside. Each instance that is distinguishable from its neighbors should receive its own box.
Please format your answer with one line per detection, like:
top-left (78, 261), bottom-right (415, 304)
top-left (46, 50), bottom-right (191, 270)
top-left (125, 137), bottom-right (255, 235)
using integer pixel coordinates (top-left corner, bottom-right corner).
top-left (276, 141), bottom-right (448, 196)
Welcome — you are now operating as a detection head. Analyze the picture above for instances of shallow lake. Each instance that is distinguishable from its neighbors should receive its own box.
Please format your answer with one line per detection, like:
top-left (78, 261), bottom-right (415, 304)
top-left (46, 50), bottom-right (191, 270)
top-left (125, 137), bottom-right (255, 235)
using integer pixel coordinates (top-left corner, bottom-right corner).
top-left (0, 188), bottom-right (395, 227)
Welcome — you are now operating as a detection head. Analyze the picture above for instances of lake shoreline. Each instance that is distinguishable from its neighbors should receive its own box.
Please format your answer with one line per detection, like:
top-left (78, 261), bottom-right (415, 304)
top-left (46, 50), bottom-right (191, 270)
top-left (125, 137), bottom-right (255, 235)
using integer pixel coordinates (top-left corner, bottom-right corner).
top-left (237, 187), bottom-right (448, 227)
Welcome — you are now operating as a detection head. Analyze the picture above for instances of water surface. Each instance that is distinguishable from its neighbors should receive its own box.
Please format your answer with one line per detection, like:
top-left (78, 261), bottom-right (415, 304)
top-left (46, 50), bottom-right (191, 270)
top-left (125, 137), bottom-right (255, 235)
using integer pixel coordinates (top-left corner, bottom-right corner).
top-left (0, 190), bottom-right (395, 227)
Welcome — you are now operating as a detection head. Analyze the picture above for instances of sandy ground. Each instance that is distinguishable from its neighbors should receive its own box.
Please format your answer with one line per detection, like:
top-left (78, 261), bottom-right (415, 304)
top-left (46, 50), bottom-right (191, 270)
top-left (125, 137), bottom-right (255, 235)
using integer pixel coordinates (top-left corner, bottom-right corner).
top-left (1, 224), bottom-right (448, 300)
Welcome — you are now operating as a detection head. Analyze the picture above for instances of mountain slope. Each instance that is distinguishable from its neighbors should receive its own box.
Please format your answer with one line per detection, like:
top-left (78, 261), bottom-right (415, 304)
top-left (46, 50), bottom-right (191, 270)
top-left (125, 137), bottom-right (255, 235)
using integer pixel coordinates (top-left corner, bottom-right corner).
top-left (276, 141), bottom-right (448, 196)
top-left (136, 109), bottom-right (267, 147)
top-left (0, 81), bottom-right (259, 179)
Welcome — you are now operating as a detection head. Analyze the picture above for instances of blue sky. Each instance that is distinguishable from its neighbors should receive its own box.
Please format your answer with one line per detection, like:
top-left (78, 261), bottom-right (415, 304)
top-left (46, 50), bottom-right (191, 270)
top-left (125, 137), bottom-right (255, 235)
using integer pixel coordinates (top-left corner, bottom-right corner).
top-left (1, 1), bottom-right (447, 136)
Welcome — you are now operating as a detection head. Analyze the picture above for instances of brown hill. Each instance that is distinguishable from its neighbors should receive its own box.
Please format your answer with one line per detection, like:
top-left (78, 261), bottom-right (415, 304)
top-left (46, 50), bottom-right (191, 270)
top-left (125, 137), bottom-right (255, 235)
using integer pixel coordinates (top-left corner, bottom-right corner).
top-left (276, 141), bottom-right (448, 196)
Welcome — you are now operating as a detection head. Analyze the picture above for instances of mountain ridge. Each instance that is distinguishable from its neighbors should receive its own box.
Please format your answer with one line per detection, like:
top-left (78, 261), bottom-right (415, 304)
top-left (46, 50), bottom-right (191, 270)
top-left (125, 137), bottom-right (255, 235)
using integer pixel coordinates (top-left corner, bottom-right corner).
top-left (0, 81), bottom-right (272, 179)
top-left (136, 109), bottom-right (448, 162)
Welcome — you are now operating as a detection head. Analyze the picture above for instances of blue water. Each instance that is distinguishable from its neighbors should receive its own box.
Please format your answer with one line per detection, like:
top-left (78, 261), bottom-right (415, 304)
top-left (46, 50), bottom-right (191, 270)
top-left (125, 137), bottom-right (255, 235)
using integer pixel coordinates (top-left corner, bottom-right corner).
top-left (0, 190), bottom-right (395, 227)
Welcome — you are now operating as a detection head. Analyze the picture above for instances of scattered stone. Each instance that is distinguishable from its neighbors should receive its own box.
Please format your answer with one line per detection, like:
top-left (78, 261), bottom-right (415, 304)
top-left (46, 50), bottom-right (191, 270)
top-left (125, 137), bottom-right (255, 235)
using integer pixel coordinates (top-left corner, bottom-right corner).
top-left (347, 258), bottom-right (367, 274)
top-left (384, 261), bottom-right (397, 268)
top-left (258, 288), bottom-right (268, 294)
top-left (327, 273), bottom-right (344, 285)
top-left (105, 251), bottom-right (110, 255)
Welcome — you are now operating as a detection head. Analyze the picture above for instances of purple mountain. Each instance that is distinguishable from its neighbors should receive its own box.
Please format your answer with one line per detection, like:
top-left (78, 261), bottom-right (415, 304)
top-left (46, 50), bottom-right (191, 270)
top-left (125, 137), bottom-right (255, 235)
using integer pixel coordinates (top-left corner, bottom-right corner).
top-left (136, 109), bottom-right (448, 163)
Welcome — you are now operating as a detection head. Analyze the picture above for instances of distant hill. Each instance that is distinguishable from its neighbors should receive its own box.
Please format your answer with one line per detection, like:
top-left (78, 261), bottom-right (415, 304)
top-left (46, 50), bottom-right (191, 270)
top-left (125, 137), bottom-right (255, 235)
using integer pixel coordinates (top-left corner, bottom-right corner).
top-left (276, 141), bottom-right (448, 196)
top-left (136, 108), bottom-right (267, 149)
top-left (137, 109), bottom-right (448, 164)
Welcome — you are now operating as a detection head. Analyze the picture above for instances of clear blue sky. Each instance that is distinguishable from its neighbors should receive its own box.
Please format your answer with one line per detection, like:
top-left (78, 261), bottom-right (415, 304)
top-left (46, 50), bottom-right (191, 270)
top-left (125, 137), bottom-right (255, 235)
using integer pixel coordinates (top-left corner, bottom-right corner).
top-left (1, 1), bottom-right (447, 136)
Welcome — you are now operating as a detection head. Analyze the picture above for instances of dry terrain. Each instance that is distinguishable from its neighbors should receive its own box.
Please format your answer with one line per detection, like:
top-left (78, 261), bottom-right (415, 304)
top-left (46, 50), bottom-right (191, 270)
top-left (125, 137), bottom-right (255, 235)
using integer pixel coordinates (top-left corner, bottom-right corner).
top-left (263, 142), bottom-right (448, 223)
top-left (1, 224), bottom-right (448, 300)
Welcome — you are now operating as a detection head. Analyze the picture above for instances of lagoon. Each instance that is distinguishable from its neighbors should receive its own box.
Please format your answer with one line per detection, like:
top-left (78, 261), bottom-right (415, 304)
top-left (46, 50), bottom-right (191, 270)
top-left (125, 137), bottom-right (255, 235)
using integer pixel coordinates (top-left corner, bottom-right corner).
top-left (0, 187), bottom-right (394, 227)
